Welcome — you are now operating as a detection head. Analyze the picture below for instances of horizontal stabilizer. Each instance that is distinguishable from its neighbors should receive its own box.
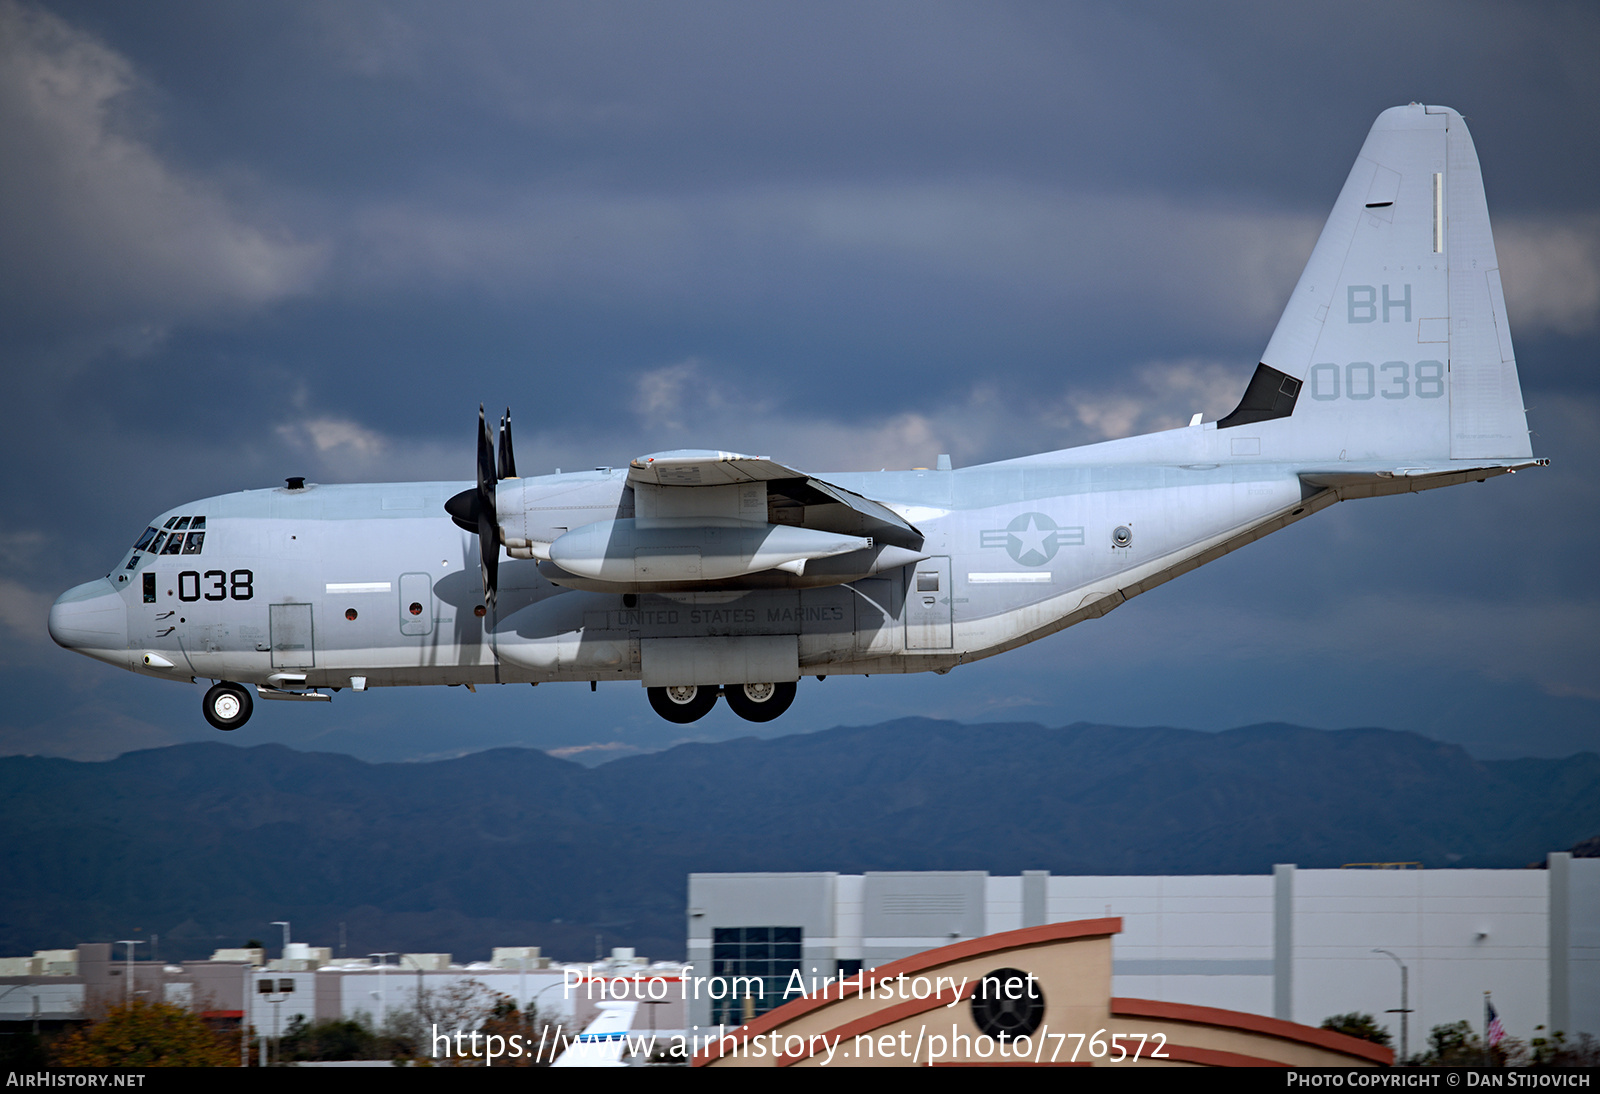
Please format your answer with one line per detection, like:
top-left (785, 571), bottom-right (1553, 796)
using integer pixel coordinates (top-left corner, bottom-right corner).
top-left (551, 1000), bottom-right (639, 1068)
top-left (1300, 458), bottom-right (1546, 499)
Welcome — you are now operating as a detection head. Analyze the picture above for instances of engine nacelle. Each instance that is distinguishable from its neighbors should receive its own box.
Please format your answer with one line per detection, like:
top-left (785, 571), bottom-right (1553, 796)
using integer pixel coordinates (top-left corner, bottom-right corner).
top-left (547, 519), bottom-right (871, 586)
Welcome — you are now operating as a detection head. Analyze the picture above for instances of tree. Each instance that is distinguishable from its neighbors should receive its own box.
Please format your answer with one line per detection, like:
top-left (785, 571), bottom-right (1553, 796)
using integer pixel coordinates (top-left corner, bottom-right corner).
top-left (1320, 1013), bottom-right (1393, 1047)
top-left (279, 1014), bottom-right (380, 1061)
top-left (53, 1000), bottom-right (237, 1067)
top-left (1529, 1029), bottom-right (1600, 1068)
top-left (1417, 1020), bottom-right (1530, 1067)
top-left (478, 997), bottom-right (570, 1067)
top-left (1421, 1020), bottom-right (1481, 1066)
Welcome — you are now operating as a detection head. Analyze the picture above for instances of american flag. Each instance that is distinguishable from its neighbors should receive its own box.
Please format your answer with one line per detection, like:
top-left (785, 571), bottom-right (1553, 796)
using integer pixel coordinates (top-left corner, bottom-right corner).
top-left (1486, 998), bottom-right (1506, 1046)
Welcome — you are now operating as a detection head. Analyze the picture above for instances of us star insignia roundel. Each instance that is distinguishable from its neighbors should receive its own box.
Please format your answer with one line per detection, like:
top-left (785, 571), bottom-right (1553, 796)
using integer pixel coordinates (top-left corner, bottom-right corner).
top-left (979, 512), bottom-right (1073, 566)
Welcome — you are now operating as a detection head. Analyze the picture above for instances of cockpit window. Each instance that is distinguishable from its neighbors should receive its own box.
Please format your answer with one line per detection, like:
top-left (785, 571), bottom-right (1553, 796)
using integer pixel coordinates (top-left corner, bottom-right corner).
top-left (136, 517), bottom-right (207, 559)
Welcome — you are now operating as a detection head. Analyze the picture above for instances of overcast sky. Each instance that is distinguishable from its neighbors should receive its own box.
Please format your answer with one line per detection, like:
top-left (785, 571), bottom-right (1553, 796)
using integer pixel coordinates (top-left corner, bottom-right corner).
top-left (3, 0), bottom-right (1596, 764)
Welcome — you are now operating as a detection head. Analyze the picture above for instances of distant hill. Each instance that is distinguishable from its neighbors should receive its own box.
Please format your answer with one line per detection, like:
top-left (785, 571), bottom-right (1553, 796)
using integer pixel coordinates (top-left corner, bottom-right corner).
top-left (2, 719), bottom-right (1596, 963)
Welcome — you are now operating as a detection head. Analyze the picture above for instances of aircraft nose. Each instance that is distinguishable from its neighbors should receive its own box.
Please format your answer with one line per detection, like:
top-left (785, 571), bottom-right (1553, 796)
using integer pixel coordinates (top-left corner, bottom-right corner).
top-left (48, 578), bottom-right (128, 652)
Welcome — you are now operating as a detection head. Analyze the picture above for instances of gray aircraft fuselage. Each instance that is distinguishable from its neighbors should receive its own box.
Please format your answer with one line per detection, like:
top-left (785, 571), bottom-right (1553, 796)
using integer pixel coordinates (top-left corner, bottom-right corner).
top-left (48, 104), bottom-right (1542, 729)
top-left (51, 452), bottom-right (1306, 689)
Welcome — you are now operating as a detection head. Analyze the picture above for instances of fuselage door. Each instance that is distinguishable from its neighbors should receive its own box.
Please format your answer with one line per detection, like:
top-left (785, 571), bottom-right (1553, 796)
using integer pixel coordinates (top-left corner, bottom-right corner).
top-left (904, 556), bottom-right (953, 650)
top-left (269, 603), bottom-right (315, 669)
top-left (399, 572), bottom-right (434, 636)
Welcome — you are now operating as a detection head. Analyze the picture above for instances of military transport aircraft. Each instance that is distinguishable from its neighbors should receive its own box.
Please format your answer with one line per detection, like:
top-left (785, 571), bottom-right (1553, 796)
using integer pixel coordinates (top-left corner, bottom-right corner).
top-left (50, 105), bottom-right (1542, 730)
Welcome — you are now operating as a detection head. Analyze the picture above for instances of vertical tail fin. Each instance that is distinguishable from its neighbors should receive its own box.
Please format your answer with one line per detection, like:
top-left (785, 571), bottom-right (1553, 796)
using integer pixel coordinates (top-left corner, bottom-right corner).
top-left (1223, 104), bottom-right (1532, 463)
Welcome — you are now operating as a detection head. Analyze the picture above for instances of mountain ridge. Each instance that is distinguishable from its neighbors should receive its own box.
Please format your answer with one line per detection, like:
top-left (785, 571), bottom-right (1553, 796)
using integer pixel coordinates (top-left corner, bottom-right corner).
top-left (2, 719), bottom-right (1593, 963)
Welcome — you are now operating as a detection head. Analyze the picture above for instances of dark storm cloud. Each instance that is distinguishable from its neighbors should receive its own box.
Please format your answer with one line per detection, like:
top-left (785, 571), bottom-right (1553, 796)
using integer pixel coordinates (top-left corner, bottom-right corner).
top-left (39, 0), bottom-right (1600, 208)
top-left (3, 0), bottom-right (1597, 762)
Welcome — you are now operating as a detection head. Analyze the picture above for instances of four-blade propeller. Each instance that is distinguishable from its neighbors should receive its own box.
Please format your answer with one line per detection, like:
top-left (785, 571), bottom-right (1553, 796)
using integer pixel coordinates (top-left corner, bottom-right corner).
top-left (445, 406), bottom-right (516, 610)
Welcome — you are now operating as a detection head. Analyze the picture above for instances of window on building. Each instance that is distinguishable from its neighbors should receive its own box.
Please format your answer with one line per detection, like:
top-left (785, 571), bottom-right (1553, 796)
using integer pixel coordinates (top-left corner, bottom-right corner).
top-left (710, 926), bottom-right (802, 1027)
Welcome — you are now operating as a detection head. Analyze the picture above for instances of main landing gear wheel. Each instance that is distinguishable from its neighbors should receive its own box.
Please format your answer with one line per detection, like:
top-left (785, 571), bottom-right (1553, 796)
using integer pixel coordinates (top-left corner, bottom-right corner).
top-left (648, 684), bottom-right (719, 724)
top-left (203, 682), bottom-right (253, 731)
top-left (723, 681), bottom-right (797, 723)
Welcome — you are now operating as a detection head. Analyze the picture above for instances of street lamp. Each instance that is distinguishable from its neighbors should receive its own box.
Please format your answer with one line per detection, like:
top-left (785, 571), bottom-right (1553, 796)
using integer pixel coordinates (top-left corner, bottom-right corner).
top-left (400, 954), bottom-right (426, 1018)
top-left (530, 980), bottom-right (565, 1035)
top-left (239, 957), bottom-right (256, 1067)
top-left (1372, 949), bottom-right (1411, 1064)
top-left (256, 977), bottom-right (295, 1066)
top-left (370, 953), bottom-right (397, 1029)
top-left (515, 958), bottom-right (528, 1030)
top-left (114, 940), bottom-right (141, 1008)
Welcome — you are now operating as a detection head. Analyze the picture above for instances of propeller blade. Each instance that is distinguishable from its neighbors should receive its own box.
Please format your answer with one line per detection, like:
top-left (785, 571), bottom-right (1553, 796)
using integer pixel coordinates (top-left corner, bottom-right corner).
top-left (476, 405), bottom-right (500, 608)
top-left (477, 405), bottom-right (496, 497)
top-left (479, 512), bottom-right (499, 610)
top-left (498, 407), bottom-right (517, 480)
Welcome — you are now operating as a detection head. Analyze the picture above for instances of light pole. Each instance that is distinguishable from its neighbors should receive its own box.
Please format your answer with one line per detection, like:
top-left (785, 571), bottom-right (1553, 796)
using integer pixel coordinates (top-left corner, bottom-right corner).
top-left (115, 940), bottom-right (141, 1008)
top-left (530, 980), bottom-right (565, 1038)
top-left (516, 958), bottom-right (528, 1030)
top-left (257, 977), bottom-right (294, 1066)
top-left (370, 953), bottom-right (397, 1030)
top-left (401, 954), bottom-right (426, 1016)
top-left (241, 960), bottom-right (253, 1067)
top-left (1373, 949), bottom-right (1411, 1064)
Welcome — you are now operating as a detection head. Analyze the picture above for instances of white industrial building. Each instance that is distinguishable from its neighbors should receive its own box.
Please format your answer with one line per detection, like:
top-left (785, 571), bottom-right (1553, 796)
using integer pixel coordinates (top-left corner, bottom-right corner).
top-left (0, 943), bottom-right (687, 1048)
top-left (687, 853), bottom-right (1598, 1055)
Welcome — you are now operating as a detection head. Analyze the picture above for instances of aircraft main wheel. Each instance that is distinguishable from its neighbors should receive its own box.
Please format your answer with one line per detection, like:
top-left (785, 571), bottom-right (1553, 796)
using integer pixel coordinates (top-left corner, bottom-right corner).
top-left (203, 682), bottom-right (253, 731)
top-left (723, 681), bottom-right (797, 723)
top-left (647, 684), bottom-right (719, 724)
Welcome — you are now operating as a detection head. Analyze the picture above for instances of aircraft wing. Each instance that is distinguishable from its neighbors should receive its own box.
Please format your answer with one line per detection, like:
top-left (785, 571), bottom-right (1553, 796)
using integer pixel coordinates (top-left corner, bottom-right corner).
top-left (628, 450), bottom-right (924, 549)
top-left (551, 1000), bottom-right (640, 1068)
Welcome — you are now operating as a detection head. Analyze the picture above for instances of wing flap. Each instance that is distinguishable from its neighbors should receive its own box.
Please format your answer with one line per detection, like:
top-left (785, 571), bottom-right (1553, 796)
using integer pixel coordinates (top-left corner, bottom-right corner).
top-left (628, 450), bottom-right (923, 549)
